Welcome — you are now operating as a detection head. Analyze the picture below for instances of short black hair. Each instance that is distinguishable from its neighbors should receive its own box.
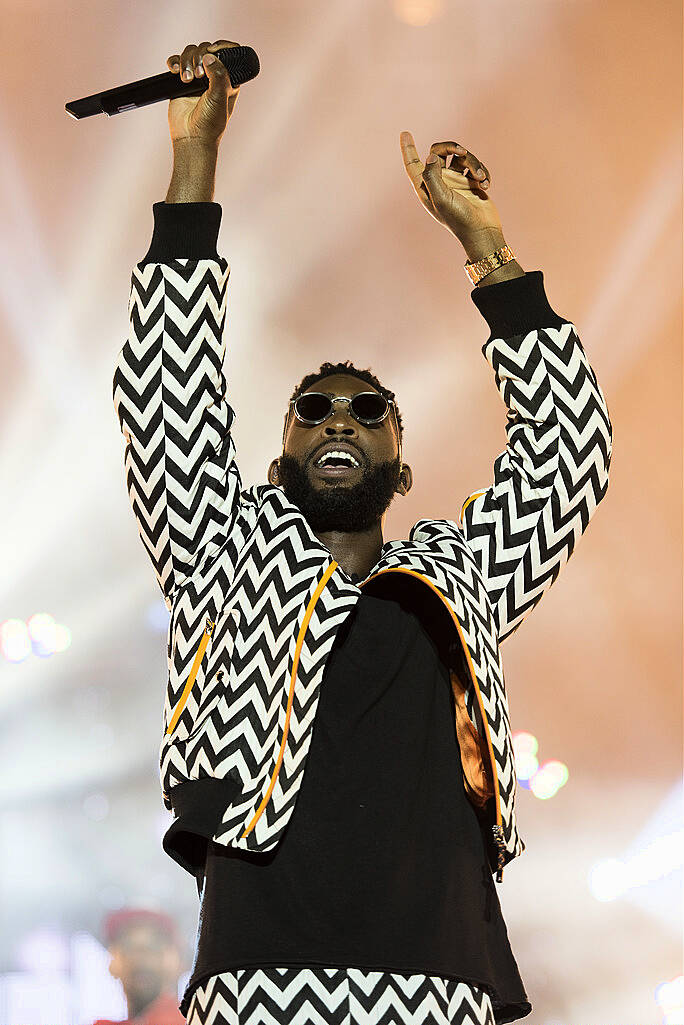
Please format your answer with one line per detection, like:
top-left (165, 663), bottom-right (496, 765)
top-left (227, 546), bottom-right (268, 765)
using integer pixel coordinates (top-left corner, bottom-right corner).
top-left (288, 360), bottom-right (404, 440)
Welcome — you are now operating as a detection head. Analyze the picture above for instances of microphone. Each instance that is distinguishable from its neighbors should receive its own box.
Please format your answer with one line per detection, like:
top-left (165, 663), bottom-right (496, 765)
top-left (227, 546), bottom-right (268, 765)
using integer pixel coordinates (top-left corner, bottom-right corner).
top-left (65, 45), bottom-right (260, 119)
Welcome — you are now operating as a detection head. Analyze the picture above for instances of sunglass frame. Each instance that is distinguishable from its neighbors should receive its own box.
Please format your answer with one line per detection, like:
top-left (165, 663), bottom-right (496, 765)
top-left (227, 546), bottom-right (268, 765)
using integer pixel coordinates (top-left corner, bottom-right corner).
top-left (290, 391), bottom-right (394, 426)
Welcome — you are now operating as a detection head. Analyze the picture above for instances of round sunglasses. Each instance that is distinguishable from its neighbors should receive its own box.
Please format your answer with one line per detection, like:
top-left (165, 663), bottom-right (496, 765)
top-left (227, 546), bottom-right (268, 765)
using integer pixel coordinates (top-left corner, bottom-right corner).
top-left (290, 391), bottom-right (394, 426)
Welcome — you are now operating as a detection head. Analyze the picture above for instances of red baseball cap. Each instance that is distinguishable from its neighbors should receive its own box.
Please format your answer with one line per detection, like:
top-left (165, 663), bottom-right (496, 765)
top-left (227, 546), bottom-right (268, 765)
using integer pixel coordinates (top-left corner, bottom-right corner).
top-left (102, 907), bottom-right (183, 950)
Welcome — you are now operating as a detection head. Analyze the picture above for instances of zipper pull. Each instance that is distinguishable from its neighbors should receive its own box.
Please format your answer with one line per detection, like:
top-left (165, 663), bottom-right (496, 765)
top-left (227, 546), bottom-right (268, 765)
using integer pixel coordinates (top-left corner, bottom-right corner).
top-left (492, 824), bottom-right (506, 883)
top-left (205, 617), bottom-right (215, 636)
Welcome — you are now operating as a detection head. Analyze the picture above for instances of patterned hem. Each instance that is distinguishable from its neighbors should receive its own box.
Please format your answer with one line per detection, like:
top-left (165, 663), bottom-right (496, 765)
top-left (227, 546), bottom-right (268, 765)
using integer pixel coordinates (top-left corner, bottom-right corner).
top-left (185, 965), bottom-right (496, 1024)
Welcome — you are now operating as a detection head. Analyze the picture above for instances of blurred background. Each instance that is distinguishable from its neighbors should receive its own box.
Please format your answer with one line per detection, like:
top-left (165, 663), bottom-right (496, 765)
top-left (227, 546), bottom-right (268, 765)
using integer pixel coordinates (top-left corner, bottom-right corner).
top-left (0, 0), bottom-right (681, 1022)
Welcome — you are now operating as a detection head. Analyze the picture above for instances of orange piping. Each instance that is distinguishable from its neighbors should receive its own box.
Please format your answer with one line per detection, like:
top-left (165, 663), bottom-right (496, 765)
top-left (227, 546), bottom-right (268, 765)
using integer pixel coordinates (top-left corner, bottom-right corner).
top-left (460, 490), bottom-right (487, 526)
top-left (241, 561), bottom-right (339, 838)
top-left (359, 566), bottom-right (502, 832)
top-left (166, 618), bottom-right (215, 736)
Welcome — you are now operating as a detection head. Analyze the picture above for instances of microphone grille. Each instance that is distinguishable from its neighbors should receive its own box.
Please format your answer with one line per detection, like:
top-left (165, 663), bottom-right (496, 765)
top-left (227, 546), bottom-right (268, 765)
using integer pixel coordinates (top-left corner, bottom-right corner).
top-left (215, 45), bottom-right (260, 87)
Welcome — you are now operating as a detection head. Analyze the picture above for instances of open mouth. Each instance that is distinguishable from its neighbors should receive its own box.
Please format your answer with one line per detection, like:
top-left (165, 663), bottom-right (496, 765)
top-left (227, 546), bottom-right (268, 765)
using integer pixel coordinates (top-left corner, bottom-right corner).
top-left (312, 448), bottom-right (363, 480)
top-left (314, 463), bottom-right (361, 479)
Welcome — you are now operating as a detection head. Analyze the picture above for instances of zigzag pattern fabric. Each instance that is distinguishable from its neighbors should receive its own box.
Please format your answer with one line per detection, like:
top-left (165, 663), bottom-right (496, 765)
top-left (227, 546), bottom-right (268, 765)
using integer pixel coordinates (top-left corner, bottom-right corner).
top-left (185, 967), bottom-right (496, 1025)
top-left (113, 257), bottom-right (612, 880)
top-left (460, 321), bottom-right (612, 643)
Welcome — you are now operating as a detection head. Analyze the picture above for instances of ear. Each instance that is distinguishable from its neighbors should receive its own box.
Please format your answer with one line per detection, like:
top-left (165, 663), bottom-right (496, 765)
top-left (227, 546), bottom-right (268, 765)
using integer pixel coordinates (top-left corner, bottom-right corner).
top-left (107, 954), bottom-right (120, 982)
top-left (267, 458), bottom-right (280, 486)
top-left (397, 463), bottom-right (413, 496)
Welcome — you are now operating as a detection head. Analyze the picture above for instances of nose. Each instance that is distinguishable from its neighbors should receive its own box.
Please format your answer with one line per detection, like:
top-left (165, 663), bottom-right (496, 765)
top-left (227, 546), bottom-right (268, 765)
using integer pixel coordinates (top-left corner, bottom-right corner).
top-left (324, 420), bottom-right (356, 438)
top-left (324, 400), bottom-right (358, 437)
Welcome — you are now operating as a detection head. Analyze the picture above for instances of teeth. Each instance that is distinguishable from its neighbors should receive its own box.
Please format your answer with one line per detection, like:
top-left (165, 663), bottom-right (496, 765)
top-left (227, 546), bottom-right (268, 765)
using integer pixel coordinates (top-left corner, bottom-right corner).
top-left (316, 449), bottom-right (360, 468)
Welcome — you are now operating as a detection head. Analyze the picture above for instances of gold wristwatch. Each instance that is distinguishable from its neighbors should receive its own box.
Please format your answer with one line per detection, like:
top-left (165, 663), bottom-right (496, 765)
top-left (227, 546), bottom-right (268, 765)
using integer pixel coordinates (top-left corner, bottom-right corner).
top-left (464, 244), bottom-right (516, 286)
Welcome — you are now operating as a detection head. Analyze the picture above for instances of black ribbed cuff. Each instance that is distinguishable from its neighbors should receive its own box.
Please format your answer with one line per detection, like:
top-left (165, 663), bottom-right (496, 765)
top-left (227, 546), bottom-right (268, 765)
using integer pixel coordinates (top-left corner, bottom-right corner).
top-left (140, 201), bottom-right (223, 265)
top-left (470, 270), bottom-right (567, 340)
top-left (162, 776), bottom-right (241, 879)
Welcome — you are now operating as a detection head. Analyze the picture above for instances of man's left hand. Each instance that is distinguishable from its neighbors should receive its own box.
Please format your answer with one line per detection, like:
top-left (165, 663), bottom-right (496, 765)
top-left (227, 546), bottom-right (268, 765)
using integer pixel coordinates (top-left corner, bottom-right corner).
top-left (400, 132), bottom-right (504, 246)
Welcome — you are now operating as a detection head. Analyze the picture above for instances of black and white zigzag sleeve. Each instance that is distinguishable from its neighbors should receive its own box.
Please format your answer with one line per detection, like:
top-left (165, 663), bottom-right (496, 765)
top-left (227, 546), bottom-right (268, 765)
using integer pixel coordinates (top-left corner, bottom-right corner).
top-left (113, 223), bottom-right (241, 601)
top-left (460, 272), bottom-right (613, 643)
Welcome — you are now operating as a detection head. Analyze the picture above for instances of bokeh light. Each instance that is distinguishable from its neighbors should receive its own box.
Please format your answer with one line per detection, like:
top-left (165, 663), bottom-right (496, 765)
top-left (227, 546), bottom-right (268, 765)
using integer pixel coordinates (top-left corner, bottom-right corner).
top-left (28, 613), bottom-right (58, 656)
top-left (512, 733), bottom-right (568, 799)
top-left (0, 614), bottom-right (71, 662)
top-left (392, 0), bottom-right (443, 28)
top-left (655, 975), bottom-right (684, 1024)
top-left (0, 619), bottom-right (31, 662)
top-left (530, 759), bottom-right (570, 800)
top-left (512, 731), bottom-right (540, 787)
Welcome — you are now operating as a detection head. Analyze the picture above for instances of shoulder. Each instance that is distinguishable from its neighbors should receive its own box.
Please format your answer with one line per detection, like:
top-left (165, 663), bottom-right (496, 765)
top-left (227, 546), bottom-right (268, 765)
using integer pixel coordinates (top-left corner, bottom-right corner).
top-left (409, 517), bottom-right (463, 542)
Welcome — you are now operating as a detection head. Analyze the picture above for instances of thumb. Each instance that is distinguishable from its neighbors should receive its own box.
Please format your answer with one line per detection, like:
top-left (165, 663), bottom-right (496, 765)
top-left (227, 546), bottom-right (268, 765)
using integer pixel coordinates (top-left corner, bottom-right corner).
top-left (422, 153), bottom-right (449, 209)
top-left (203, 52), bottom-right (234, 92)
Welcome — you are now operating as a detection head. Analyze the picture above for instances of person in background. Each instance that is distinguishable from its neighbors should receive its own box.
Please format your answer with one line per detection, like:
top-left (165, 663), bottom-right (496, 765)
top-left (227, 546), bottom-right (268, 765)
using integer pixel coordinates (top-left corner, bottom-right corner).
top-left (93, 908), bottom-right (186, 1025)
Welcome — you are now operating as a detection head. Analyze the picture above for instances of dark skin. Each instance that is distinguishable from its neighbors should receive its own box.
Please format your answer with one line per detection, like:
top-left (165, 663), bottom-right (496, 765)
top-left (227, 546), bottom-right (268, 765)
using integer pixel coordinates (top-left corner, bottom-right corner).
top-left (107, 922), bottom-right (182, 1019)
top-left (267, 373), bottom-right (413, 579)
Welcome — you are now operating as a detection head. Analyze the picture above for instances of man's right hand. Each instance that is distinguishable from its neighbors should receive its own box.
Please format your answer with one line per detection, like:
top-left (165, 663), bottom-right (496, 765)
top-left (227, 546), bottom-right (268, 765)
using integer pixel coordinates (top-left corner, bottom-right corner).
top-left (166, 40), bottom-right (241, 147)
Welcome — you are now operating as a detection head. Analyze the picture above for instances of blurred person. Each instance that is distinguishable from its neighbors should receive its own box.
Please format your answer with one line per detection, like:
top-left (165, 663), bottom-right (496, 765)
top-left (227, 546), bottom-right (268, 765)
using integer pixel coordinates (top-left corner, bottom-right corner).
top-left (93, 908), bottom-right (186, 1025)
top-left (112, 39), bottom-right (612, 1025)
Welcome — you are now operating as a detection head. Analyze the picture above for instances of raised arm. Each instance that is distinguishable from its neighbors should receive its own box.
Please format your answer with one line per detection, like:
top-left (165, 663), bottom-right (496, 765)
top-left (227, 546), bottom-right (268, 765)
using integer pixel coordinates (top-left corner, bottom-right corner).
top-left (459, 275), bottom-right (612, 641)
top-left (113, 41), bottom-right (244, 602)
top-left (401, 133), bottom-right (612, 642)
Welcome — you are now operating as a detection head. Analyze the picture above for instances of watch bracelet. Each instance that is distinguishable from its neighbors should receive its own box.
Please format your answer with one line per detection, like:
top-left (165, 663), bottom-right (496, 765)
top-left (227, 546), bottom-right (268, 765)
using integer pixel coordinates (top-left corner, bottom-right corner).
top-left (464, 244), bottom-right (516, 285)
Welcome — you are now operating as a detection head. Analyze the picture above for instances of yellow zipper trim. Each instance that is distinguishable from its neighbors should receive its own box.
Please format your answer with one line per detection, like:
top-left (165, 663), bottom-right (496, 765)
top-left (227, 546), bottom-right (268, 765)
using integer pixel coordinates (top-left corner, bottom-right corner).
top-left (359, 566), bottom-right (502, 835)
top-left (459, 490), bottom-right (487, 526)
top-left (241, 561), bottom-right (339, 839)
top-left (166, 617), bottom-right (216, 736)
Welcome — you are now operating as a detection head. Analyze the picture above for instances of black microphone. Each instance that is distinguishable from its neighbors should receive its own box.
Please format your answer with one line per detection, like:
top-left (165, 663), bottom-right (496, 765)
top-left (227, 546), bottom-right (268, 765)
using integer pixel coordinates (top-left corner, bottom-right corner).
top-left (65, 45), bottom-right (260, 119)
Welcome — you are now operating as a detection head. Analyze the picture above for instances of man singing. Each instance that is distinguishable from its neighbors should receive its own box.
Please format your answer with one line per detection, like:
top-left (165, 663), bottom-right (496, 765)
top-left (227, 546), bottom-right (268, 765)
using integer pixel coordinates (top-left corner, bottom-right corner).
top-left (113, 39), bottom-right (612, 1025)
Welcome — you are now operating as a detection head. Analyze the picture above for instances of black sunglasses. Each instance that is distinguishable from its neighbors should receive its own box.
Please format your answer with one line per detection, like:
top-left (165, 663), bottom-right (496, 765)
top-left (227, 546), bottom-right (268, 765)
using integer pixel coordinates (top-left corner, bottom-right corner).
top-left (290, 391), bottom-right (394, 426)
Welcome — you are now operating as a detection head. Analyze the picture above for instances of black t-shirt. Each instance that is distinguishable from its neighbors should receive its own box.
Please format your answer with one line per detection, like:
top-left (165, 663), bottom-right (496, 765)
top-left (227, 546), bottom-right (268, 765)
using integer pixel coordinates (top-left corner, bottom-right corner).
top-left (180, 593), bottom-right (531, 1023)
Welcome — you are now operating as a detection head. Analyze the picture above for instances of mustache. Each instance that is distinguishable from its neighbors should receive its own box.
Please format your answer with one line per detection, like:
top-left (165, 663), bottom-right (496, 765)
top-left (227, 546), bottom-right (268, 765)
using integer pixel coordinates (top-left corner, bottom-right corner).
top-left (275, 452), bottom-right (402, 533)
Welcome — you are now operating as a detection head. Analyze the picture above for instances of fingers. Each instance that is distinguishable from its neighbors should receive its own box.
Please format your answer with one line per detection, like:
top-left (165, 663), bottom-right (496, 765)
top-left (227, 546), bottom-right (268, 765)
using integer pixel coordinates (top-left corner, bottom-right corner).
top-left (179, 43), bottom-right (201, 80)
top-left (202, 51), bottom-right (235, 94)
top-left (208, 40), bottom-right (241, 52)
top-left (422, 152), bottom-right (453, 214)
top-left (399, 133), bottom-right (492, 191)
top-left (193, 42), bottom-right (212, 76)
top-left (429, 141), bottom-right (466, 160)
top-left (440, 143), bottom-right (491, 189)
top-left (166, 44), bottom-right (199, 80)
top-left (208, 41), bottom-right (241, 90)
top-left (400, 130), bottom-right (425, 189)
top-left (166, 40), bottom-right (241, 85)
top-left (457, 157), bottom-right (491, 189)
top-left (400, 131), bottom-right (443, 221)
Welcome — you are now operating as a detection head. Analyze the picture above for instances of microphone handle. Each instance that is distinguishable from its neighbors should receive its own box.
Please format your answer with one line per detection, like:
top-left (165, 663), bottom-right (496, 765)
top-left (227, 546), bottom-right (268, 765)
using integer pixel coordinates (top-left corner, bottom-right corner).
top-left (101, 71), bottom-right (209, 115)
top-left (65, 45), bottom-right (259, 119)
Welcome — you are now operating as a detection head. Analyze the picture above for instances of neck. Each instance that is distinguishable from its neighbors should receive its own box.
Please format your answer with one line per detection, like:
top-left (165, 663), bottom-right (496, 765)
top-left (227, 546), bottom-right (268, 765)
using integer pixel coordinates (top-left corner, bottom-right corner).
top-left (313, 521), bottom-right (384, 580)
top-left (126, 990), bottom-right (164, 1020)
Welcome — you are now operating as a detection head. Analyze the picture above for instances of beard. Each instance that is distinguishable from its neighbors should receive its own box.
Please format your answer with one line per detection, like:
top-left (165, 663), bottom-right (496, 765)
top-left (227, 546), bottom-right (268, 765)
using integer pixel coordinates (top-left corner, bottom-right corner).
top-left (276, 452), bottom-right (403, 532)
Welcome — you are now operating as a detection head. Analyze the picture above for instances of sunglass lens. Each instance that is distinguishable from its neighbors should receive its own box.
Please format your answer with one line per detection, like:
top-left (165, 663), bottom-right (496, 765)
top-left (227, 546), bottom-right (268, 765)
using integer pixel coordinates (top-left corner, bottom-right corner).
top-left (351, 393), bottom-right (388, 422)
top-left (295, 393), bottom-right (331, 422)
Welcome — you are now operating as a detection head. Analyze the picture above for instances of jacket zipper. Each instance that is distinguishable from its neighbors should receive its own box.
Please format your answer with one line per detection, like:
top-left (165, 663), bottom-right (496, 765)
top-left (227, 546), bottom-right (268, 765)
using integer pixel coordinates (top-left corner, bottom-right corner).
top-left (166, 616), bottom-right (215, 736)
top-left (241, 561), bottom-right (339, 839)
top-left (233, 559), bottom-right (508, 879)
top-left (359, 566), bottom-right (506, 881)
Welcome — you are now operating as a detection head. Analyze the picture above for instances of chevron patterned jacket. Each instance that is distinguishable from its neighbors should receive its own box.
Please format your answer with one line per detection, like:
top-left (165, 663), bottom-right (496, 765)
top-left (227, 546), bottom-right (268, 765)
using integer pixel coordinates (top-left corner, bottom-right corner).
top-left (113, 202), bottom-right (612, 884)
